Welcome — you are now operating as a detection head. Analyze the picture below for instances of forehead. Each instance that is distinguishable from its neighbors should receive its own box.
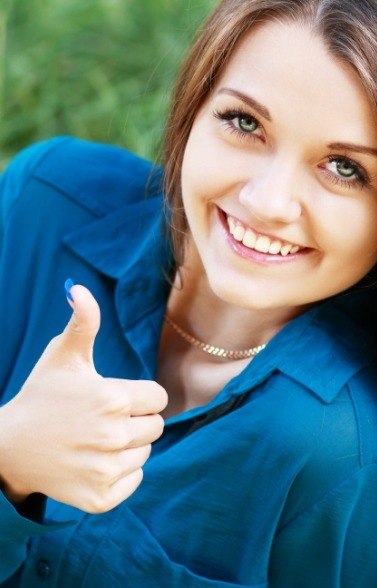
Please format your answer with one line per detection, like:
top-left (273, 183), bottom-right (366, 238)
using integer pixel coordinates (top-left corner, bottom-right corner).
top-left (214, 20), bottom-right (377, 145)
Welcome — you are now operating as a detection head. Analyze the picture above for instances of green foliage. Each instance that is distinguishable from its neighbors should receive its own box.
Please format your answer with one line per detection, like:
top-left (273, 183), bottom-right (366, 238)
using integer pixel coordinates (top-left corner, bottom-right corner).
top-left (0, 0), bottom-right (216, 166)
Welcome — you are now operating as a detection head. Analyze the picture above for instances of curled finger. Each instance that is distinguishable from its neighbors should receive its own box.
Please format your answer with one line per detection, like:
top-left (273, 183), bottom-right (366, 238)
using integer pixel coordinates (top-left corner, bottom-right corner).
top-left (125, 414), bottom-right (165, 448)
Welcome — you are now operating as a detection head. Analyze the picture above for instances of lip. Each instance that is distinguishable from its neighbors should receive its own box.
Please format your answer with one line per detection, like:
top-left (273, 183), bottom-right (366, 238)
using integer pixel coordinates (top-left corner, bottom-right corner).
top-left (217, 207), bottom-right (312, 264)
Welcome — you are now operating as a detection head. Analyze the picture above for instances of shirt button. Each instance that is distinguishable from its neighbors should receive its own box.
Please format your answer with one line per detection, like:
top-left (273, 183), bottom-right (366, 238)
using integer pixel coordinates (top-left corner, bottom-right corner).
top-left (36, 559), bottom-right (51, 579)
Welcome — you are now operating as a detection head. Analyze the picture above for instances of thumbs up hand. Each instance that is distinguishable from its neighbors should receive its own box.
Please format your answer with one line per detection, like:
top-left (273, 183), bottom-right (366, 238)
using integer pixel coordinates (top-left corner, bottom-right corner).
top-left (0, 283), bottom-right (168, 513)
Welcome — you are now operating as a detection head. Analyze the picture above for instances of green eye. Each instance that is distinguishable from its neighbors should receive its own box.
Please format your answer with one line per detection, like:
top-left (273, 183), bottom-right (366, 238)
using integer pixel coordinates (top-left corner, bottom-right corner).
top-left (238, 115), bottom-right (258, 133)
top-left (326, 156), bottom-right (368, 188)
top-left (336, 158), bottom-right (357, 178)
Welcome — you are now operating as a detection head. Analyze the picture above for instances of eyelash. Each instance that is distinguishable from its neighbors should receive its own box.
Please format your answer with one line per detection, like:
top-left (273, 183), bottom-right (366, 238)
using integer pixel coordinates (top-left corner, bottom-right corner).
top-left (213, 107), bottom-right (262, 144)
top-left (323, 157), bottom-right (369, 190)
top-left (212, 107), bottom-right (371, 190)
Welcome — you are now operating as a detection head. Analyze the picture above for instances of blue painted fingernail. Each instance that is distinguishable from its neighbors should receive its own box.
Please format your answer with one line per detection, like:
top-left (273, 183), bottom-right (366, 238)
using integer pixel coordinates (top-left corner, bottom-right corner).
top-left (64, 278), bottom-right (74, 302)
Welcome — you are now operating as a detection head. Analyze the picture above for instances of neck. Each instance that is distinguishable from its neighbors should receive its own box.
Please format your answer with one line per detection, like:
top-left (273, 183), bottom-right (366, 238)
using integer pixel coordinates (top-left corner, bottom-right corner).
top-left (166, 248), bottom-right (310, 352)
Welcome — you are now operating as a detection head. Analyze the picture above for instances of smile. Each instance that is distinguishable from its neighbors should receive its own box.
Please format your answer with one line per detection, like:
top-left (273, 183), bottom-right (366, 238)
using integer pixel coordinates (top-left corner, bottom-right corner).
top-left (226, 213), bottom-right (302, 256)
top-left (217, 208), bottom-right (310, 264)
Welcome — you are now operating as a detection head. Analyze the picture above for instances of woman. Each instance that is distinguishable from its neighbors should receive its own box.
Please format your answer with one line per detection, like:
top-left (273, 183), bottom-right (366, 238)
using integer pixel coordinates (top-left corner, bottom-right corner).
top-left (1, 0), bottom-right (377, 585)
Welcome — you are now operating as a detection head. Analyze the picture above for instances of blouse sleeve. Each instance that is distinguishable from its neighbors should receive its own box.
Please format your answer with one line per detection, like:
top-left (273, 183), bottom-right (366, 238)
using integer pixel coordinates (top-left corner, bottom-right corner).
top-left (0, 138), bottom-right (76, 583)
top-left (0, 493), bottom-right (74, 582)
top-left (269, 464), bottom-right (377, 588)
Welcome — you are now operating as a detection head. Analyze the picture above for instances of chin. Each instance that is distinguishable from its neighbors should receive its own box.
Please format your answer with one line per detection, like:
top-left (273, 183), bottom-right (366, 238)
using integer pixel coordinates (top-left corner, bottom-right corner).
top-left (207, 273), bottom-right (281, 311)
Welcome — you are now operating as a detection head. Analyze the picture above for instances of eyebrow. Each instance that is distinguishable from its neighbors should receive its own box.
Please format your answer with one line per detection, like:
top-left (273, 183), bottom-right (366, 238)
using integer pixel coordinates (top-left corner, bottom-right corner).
top-left (327, 142), bottom-right (377, 158)
top-left (216, 88), bottom-right (377, 157)
top-left (216, 87), bottom-right (272, 121)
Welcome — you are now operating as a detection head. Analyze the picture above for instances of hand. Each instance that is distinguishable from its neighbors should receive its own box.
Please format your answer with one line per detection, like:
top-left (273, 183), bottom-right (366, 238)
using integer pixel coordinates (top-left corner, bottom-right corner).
top-left (0, 284), bottom-right (167, 513)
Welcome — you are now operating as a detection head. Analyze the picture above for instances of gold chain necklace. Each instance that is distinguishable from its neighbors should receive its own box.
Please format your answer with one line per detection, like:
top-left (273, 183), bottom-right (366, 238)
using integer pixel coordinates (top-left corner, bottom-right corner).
top-left (164, 315), bottom-right (267, 360)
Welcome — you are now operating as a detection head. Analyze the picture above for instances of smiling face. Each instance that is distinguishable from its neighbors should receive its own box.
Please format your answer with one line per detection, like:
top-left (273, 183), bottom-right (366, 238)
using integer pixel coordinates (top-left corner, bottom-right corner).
top-left (180, 20), bottom-right (377, 312)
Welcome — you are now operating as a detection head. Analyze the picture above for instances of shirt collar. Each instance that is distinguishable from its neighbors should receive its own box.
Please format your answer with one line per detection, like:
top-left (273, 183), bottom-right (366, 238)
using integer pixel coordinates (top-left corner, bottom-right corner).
top-left (250, 289), bottom-right (377, 403)
top-left (63, 197), bottom-right (377, 405)
top-left (63, 192), bottom-right (173, 330)
top-left (63, 194), bottom-right (168, 278)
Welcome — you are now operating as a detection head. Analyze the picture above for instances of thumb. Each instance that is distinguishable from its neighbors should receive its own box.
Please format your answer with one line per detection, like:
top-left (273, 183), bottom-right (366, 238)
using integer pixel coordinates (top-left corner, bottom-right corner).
top-left (60, 280), bottom-right (101, 364)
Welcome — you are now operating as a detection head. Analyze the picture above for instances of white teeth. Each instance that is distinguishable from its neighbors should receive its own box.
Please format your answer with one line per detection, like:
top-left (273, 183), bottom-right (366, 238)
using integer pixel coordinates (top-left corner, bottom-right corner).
top-left (269, 240), bottom-right (282, 255)
top-left (280, 244), bottom-right (292, 257)
top-left (242, 229), bottom-right (257, 248)
top-left (226, 214), bottom-right (301, 256)
top-left (227, 215), bottom-right (236, 234)
top-left (254, 236), bottom-right (271, 253)
top-left (233, 225), bottom-right (245, 241)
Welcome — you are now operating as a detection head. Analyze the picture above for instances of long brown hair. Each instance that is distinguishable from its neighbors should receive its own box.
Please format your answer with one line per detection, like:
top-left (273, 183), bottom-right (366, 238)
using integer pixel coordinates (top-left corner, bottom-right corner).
top-left (163, 0), bottom-right (377, 269)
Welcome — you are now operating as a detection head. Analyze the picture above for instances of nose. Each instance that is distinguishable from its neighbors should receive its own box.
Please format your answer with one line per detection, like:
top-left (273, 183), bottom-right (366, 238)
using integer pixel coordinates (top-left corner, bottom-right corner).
top-left (239, 157), bottom-right (303, 225)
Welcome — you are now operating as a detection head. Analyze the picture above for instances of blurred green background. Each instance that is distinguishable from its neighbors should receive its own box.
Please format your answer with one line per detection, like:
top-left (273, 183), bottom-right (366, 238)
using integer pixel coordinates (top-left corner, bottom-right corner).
top-left (0, 0), bottom-right (216, 168)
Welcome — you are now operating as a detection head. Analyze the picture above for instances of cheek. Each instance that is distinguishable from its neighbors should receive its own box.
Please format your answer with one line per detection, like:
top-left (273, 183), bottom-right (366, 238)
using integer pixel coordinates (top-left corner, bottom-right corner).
top-left (181, 130), bottom-right (221, 200)
top-left (348, 205), bottom-right (377, 250)
top-left (311, 189), bottom-right (376, 250)
top-left (328, 202), bottom-right (377, 272)
top-left (181, 119), bottom-right (246, 203)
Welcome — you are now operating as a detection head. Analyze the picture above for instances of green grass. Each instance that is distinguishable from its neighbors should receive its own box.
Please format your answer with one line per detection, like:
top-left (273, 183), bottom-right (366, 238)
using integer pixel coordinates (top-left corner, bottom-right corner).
top-left (0, 0), bottom-right (216, 167)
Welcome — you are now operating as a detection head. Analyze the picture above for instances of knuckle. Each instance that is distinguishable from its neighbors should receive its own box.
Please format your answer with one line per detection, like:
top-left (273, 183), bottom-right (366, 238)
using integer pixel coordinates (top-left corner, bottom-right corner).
top-left (90, 461), bottom-right (116, 485)
top-left (85, 492), bottom-right (112, 514)
top-left (96, 424), bottom-right (125, 451)
top-left (115, 430), bottom-right (134, 451)
top-left (121, 394), bottom-right (132, 415)
top-left (106, 391), bottom-right (131, 415)
top-left (109, 465), bottom-right (122, 483)
top-left (96, 429), bottom-right (114, 451)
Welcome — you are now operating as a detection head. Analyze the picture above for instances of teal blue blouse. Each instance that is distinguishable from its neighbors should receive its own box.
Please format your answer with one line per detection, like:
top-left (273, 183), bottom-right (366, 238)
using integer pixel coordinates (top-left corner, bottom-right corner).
top-left (1, 137), bottom-right (377, 587)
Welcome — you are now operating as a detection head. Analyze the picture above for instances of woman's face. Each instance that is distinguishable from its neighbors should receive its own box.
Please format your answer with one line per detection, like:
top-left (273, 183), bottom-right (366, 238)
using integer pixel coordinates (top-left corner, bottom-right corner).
top-left (180, 21), bottom-right (377, 311)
